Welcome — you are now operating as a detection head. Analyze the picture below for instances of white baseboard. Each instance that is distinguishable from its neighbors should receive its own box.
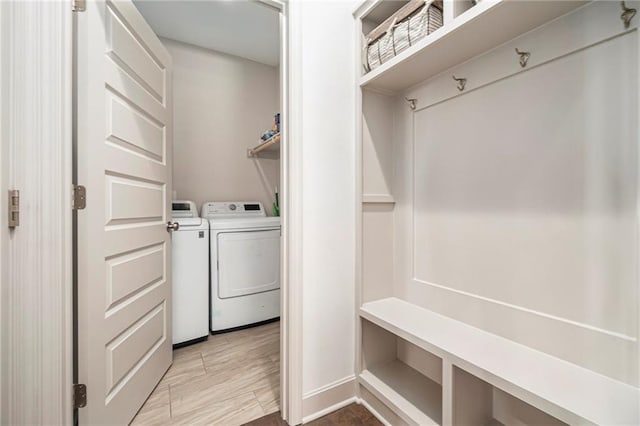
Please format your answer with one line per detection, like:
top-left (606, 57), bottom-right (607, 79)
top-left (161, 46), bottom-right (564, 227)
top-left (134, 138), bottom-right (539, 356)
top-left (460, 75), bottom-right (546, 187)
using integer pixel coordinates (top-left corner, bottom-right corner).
top-left (301, 375), bottom-right (356, 423)
top-left (357, 397), bottom-right (392, 426)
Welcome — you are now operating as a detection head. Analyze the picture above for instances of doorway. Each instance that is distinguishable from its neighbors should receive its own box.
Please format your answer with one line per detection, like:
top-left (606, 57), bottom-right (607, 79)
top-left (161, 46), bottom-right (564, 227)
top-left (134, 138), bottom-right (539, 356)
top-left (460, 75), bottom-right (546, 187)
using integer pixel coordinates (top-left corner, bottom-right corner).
top-left (73, 0), bottom-right (295, 424)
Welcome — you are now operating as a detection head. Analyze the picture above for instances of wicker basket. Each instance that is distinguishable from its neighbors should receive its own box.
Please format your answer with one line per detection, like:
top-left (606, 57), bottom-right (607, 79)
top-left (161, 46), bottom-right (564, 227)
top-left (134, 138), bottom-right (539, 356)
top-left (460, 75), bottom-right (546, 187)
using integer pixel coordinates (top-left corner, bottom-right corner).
top-left (364, 0), bottom-right (443, 72)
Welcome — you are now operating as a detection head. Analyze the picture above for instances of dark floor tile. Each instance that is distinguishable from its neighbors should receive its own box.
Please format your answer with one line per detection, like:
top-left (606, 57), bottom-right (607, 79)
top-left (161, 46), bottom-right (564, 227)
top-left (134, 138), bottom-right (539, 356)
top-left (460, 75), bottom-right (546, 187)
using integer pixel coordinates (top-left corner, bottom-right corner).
top-left (309, 403), bottom-right (383, 426)
top-left (243, 411), bottom-right (289, 426)
top-left (243, 403), bottom-right (382, 426)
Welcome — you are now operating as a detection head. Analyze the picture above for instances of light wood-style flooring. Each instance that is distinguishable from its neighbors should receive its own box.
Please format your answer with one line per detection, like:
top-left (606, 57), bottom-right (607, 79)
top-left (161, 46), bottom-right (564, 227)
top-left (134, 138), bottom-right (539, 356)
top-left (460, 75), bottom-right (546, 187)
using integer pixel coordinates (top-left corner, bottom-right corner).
top-left (132, 321), bottom-right (280, 425)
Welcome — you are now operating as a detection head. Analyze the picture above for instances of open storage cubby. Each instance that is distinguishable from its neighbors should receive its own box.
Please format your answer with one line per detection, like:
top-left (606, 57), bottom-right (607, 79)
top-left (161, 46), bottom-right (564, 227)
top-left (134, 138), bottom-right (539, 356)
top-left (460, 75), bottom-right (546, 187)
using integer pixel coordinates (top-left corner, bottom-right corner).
top-left (450, 0), bottom-right (475, 19)
top-left (360, 319), bottom-right (443, 425)
top-left (453, 367), bottom-right (566, 426)
top-left (360, 88), bottom-right (397, 303)
top-left (361, 0), bottom-right (411, 35)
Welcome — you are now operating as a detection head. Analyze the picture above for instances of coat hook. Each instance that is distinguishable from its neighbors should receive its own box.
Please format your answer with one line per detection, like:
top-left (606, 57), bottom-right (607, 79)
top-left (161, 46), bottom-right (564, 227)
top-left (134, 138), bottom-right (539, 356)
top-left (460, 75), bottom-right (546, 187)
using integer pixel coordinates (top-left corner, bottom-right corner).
top-left (405, 98), bottom-right (417, 110)
top-left (452, 75), bottom-right (466, 92)
top-left (515, 48), bottom-right (530, 68)
top-left (621, 1), bottom-right (637, 29)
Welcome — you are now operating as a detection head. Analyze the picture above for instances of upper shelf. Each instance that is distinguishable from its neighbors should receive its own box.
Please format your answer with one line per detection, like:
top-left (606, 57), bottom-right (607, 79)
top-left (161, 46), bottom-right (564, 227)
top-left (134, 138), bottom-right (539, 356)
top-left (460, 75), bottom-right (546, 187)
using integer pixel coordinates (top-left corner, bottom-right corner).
top-left (248, 133), bottom-right (280, 158)
top-left (360, 0), bottom-right (588, 92)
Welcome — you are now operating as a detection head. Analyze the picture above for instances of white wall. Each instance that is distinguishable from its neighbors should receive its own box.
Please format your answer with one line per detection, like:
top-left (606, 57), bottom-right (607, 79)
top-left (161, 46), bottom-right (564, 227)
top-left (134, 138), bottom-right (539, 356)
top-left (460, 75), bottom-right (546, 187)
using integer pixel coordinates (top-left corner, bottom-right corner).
top-left (164, 38), bottom-right (280, 213)
top-left (0, 3), bottom-right (6, 422)
top-left (392, 8), bottom-right (639, 386)
top-left (292, 0), bottom-right (357, 397)
top-left (0, 2), bottom-right (73, 424)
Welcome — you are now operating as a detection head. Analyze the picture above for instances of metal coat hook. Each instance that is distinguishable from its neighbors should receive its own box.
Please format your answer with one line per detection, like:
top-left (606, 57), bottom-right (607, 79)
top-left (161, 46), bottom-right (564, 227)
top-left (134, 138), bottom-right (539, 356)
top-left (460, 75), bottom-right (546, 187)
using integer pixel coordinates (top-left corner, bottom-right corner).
top-left (621, 1), bottom-right (636, 29)
top-left (405, 98), bottom-right (417, 110)
top-left (452, 75), bottom-right (466, 92)
top-left (515, 48), bottom-right (530, 68)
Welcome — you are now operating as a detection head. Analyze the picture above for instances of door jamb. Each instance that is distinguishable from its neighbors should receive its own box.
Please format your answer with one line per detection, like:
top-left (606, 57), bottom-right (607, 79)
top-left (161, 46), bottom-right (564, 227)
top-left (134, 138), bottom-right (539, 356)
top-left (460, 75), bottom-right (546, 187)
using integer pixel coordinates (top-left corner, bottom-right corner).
top-left (256, 0), bottom-right (303, 424)
top-left (67, 0), bottom-right (302, 424)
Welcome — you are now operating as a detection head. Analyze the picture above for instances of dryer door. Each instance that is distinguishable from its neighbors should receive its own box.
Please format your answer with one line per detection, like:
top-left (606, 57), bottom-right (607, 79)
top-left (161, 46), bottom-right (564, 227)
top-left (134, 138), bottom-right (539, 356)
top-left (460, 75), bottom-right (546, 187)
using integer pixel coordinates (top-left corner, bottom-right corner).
top-left (217, 229), bottom-right (280, 298)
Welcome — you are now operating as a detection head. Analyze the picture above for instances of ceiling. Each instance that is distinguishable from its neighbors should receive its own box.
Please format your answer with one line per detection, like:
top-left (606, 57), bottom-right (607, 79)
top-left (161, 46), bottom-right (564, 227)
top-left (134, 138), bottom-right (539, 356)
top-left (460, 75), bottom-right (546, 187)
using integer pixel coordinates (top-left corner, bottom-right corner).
top-left (134, 0), bottom-right (280, 66)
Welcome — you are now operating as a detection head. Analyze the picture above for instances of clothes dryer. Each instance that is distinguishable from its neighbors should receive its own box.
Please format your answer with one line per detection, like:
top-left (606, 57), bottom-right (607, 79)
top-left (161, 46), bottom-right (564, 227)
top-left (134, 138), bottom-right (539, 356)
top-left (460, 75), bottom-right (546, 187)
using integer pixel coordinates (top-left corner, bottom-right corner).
top-left (202, 201), bottom-right (280, 332)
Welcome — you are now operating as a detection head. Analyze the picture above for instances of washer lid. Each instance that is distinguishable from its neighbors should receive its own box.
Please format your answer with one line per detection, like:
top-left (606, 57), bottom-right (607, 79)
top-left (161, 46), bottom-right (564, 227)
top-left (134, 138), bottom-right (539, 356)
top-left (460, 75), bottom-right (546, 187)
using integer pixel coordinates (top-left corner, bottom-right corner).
top-left (209, 216), bottom-right (281, 230)
top-left (174, 217), bottom-right (207, 228)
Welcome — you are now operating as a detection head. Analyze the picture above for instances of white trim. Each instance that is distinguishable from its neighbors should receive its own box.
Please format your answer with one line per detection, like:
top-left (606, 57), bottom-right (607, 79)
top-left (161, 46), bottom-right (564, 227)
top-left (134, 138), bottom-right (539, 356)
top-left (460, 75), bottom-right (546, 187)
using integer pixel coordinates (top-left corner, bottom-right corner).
top-left (259, 0), bottom-right (304, 423)
top-left (354, 5), bottom-right (364, 407)
top-left (302, 375), bottom-right (357, 422)
top-left (0, 2), bottom-right (7, 423)
top-left (303, 374), bottom-right (356, 400)
top-left (0, 1), bottom-right (73, 424)
top-left (358, 397), bottom-right (392, 426)
top-left (283, 0), bottom-right (304, 424)
top-left (303, 397), bottom-right (358, 424)
top-left (636, 0), bottom-right (640, 388)
top-left (414, 278), bottom-right (637, 342)
top-left (258, 0), bottom-right (303, 423)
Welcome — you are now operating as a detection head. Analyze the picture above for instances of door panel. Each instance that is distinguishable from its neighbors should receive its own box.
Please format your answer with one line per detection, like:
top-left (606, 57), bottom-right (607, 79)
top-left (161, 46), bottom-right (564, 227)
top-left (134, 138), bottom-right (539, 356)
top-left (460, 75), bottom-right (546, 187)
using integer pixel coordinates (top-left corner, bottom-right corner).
top-left (77, 1), bottom-right (173, 424)
top-left (218, 230), bottom-right (281, 298)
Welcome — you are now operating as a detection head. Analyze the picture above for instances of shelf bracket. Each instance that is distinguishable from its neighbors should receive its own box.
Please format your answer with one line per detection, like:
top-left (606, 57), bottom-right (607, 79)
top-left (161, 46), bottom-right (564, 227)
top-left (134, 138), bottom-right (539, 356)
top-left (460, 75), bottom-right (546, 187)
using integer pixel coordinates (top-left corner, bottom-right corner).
top-left (621, 1), bottom-right (636, 29)
top-left (515, 48), bottom-right (530, 68)
top-left (452, 75), bottom-right (466, 92)
top-left (405, 98), bottom-right (417, 110)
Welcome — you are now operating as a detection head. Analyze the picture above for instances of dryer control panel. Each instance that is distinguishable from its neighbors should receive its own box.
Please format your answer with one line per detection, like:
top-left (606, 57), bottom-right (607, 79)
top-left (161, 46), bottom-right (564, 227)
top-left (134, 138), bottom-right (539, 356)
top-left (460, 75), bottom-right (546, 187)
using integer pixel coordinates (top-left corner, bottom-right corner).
top-left (202, 201), bottom-right (266, 218)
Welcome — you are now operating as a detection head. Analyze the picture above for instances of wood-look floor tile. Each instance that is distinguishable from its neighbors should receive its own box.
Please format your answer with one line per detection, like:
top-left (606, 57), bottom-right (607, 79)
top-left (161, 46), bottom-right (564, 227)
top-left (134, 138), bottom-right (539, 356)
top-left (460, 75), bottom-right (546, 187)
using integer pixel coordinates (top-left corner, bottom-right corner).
top-left (253, 371), bottom-right (280, 415)
top-left (133, 322), bottom-right (280, 426)
top-left (131, 403), bottom-right (171, 426)
top-left (160, 350), bottom-right (206, 387)
top-left (170, 391), bottom-right (265, 425)
top-left (201, 334), bottom-right (278, 363)
top-left (131, 384), bottom-right (171, 426)
top-left (171, 358), bottom-right (277, 409)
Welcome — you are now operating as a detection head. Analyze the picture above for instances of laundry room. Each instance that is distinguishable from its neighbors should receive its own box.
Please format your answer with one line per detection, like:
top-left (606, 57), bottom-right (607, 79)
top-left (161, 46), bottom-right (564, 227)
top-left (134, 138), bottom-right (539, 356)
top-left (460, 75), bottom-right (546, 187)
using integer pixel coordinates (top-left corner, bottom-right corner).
top-left (131, 1), bottom-right (283, 424)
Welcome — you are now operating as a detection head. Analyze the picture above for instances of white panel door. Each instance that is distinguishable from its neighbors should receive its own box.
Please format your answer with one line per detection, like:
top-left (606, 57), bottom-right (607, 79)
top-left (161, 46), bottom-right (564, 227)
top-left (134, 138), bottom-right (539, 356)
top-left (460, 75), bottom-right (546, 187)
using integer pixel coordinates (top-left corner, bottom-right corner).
top-left (218, 230), bottom-right (281, 298)
top-left (76, 1), bottom-right (173, 424)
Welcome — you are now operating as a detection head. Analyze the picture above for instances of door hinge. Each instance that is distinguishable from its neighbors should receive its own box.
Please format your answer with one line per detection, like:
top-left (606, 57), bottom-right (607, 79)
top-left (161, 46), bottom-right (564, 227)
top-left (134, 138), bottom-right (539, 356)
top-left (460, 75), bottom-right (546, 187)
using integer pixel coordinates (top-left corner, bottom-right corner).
top-left (73, 384), bottom-right (87, 409)
top-left (72, 0), bottom-right (86, 12)
top-left (72, 185), bottom-right (86, 210)
top-left (8, 190), bottom-right (19, 228)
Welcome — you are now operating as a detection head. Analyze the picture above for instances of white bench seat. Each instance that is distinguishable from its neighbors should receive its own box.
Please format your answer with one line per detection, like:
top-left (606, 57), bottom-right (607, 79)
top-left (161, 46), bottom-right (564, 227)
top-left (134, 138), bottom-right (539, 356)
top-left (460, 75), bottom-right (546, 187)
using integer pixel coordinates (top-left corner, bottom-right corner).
top-left (360, 297), bottom-right (639, 425)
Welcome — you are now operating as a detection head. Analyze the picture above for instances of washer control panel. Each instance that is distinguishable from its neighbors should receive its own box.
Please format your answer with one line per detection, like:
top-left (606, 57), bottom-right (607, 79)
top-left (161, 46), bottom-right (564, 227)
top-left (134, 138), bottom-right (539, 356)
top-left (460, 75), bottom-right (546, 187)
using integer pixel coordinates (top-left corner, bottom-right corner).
top-left (172, 200), bottom-right (198, 218)
top-left (202, 201), bottom-right (266, 218)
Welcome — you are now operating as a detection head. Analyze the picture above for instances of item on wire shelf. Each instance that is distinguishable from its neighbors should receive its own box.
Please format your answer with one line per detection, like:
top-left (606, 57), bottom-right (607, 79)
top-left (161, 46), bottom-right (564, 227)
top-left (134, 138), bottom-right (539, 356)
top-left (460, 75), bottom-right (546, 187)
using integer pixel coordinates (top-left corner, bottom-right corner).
top-left (273, 187), bottom-right (280, 217)
top-left (274, 113), bottom-right (281, 133)
top-left (261, 129), bottom-right (276, 141)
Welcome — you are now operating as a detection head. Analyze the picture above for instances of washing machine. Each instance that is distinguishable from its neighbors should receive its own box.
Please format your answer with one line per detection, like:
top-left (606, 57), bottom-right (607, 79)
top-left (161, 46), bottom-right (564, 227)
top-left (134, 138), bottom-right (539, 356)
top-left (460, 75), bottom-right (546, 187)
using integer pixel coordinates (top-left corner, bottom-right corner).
top-left (171, 200), bottom-right (209, 346)
top-left (202, 201), bottom-right (280, 333)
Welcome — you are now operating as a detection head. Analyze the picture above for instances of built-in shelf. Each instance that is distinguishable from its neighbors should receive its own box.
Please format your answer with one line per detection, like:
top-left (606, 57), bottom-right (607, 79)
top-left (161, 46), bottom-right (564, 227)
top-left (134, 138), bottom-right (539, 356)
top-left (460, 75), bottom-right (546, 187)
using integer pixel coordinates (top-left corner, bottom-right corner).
top-left (360, 298), bottom-right (640, 425)
top-left (362, 194), bottom-right (395, 204)
top-left (360, 360), bottom-right (442, 425)
top-left (247, 133), bottom-right (280, 157)
top-left (360, 0), bottom-right (588, 92)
